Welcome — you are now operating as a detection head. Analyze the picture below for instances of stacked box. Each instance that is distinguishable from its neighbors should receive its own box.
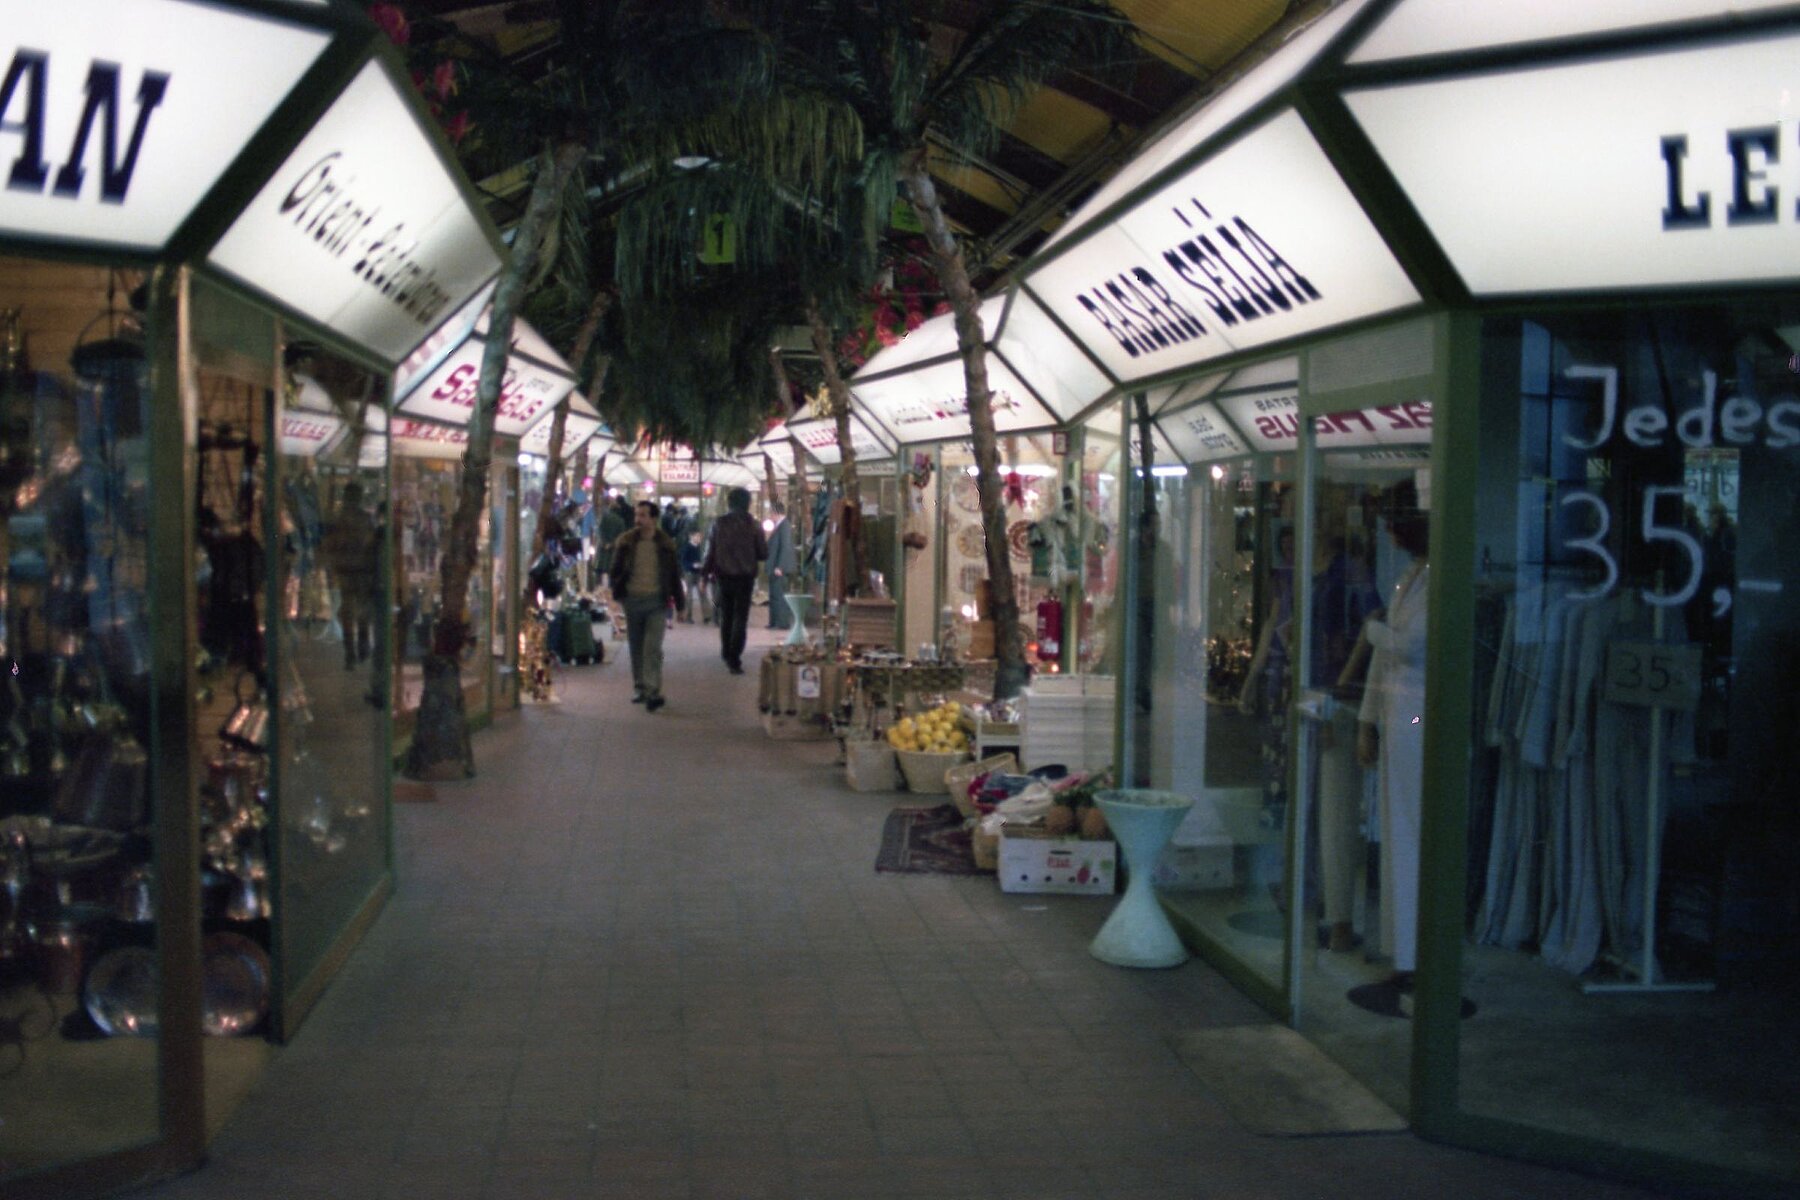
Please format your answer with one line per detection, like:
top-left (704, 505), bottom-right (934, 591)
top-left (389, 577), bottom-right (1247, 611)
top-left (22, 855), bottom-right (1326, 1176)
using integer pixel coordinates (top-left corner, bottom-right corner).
top-left (1019, 675), bottom-right (1115, 772)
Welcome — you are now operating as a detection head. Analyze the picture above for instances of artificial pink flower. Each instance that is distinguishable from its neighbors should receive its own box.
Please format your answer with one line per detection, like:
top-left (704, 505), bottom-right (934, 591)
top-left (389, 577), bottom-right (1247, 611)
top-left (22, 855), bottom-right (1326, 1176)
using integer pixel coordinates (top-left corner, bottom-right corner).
top-left (443, 111), bottom-right (474, 144)
top-left (432, 61), bottom-right (458, 100)
top-left (370, 3), bottom-right (410, 45)
top-left (904, 310), bottom-right (924, 331)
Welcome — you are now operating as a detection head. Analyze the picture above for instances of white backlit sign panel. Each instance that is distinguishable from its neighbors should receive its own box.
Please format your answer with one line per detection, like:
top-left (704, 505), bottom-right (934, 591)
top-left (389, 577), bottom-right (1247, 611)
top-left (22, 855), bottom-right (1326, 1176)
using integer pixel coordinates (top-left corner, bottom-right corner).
top-left (852, 355), bottom-right (1058, 445)
top-left (1349, 0), bottom-right (1795, 64)
top-left (661, 456), bottom-right (700, 484)
top-left (1158, 401), bottom-right (1250, 463)
top-left (519, 396), bottom-right (601, 457)
top-left (1027, 111), bottom-right (1418, 386)
top-left (756, 426), bottom-right (797, 476)
top-left (993, 289), bottom-right (1113, 420)
top-left (391, 416), bottom-right (468, 460)
top-left (279, 410), bottom-right (345, 458)
top-left (393, 279), bottom-right (494, 402)
top-left (1220, 386), bottom-right (1434, 455)
top-left (0, 0), bottom-right (329, 250)
top-left (396, 332), bottom-right (577, 435)
top-left (1345, 33), bottom-right (1800, 294)
top-left (208, 58), bottom-right (501, 364)
top-left (786, 412), bottom-right (893, 465)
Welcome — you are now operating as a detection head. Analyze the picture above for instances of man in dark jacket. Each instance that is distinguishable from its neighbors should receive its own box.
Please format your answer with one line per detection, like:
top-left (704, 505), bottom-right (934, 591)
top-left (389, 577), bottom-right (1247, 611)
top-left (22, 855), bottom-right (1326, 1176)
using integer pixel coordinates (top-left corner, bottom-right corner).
top-left (702, 487), bottom-right (766, 675)
top-left (610, 500), bottom-right (686, 710)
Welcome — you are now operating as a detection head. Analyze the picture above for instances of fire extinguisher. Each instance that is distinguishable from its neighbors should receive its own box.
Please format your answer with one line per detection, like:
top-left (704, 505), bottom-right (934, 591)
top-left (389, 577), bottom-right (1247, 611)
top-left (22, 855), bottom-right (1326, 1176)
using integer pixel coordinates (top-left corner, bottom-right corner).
top-left (1035, 595), bottom-right (1063, 662)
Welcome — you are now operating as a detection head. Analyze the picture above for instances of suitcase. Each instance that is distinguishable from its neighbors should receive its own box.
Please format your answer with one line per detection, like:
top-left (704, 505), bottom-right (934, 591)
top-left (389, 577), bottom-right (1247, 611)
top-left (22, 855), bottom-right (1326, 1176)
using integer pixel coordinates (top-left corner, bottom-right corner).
top-left (551, 608), bottom-right (600, 665)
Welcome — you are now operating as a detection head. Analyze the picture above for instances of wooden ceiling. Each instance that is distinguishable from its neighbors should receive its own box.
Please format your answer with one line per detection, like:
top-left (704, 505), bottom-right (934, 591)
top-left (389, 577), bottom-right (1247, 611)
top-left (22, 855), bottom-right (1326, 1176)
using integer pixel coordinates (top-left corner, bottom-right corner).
top-left (401, 0), bottom-right (1320, 289)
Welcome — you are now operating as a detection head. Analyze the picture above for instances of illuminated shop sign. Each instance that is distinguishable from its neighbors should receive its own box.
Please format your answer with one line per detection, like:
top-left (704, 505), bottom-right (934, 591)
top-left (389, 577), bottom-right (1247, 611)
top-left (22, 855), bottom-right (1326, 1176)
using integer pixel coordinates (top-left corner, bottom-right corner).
top-left (519, 397), bottom-right (602, 457)
top-left (785, 413), bottom-right (893, 465)
top-left (279, 410), bottom-right (345, 458)
top-left (1218, 387), bottom-right (1433, 455)
top-left (1348, 0), bottom-right (1796, 65)
top-left (396, 322), bottom-right (576, 436)
top-left (0, 1), bottom-right (329, 249)
top-left (208, 58), bottom-right (501, 364)
top-left (390, 416), bottom-right (468, 460)
top-left (1344, 32), bottom-right (1800, 294)
top-left (393, 280), bottom-right (494, 402)
top-left (1157, 401), bottom-right (1248, 463)
top-left (1026, 111), bottom-right (1418, 384)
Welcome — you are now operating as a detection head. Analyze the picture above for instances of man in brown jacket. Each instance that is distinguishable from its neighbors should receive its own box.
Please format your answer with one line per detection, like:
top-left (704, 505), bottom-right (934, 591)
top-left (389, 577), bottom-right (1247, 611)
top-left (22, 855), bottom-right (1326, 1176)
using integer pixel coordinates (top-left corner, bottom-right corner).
top-left (702, 487), bottom-right (766, 675)
top-left (610, 500), bottom-right (686, 710)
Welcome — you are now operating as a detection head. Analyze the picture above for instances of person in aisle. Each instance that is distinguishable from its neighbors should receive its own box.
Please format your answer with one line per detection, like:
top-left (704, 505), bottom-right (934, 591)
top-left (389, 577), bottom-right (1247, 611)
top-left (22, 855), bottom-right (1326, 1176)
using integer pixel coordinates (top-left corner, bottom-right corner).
top-left (703, 486), bottom-right (766, 674)
top-left (1356, 478), bottom-right (1429, 992)
top-left (766, 499), bottom-right (797, 629)
top-left (597, 494), bottom-right (629, 586)
top-left (678, 529), bottom-right (708, 624)
top-left (322, 479), bottom-right (381, 670)
top-left (609, 500), bottom-right (685, 711)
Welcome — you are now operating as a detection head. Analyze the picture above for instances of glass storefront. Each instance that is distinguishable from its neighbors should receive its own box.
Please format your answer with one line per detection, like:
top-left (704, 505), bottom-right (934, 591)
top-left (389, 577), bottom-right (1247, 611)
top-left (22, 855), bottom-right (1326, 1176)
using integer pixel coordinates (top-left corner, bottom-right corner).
top-left (272, 349), bottom-right (391, 1030)
top-left (1457, 306), bottom-right (1800, 1179)
top-left (0, 261), bottom-right (162, 1173)
top-left (394, 457), bottom-right (491, 725)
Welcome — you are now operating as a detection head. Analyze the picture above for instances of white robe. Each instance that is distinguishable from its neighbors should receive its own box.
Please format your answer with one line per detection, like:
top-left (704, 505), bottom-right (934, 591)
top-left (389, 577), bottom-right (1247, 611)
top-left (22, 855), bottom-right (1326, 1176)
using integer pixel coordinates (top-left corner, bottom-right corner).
top-left (1360, 560), bottom-right (1429, 972)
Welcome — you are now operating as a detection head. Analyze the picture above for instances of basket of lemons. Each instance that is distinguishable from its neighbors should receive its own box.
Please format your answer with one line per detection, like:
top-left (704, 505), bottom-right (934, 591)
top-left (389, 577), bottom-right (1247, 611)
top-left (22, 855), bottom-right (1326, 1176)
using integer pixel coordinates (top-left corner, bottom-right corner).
top-left (887, 701), bottom-right (972, 793)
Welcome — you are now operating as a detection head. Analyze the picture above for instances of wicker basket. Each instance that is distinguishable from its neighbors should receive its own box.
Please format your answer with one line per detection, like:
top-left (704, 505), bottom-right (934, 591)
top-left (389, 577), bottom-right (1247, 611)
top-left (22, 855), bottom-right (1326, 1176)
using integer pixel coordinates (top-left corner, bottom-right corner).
top-left (895, 748), bottom-right (967, 794)
top-left (945, 753), bottom-right (1019, 819)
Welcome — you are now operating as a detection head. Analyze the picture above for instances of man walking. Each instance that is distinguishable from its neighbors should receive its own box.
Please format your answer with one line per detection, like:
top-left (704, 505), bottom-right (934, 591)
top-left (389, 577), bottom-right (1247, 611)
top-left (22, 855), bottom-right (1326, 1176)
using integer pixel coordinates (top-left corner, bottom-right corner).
top-left (765, 500), bottom-right (797, 629)
top-left (610, 500), bottom-right (685, 711)
top-left (703, 487), bottom-right (766, 675)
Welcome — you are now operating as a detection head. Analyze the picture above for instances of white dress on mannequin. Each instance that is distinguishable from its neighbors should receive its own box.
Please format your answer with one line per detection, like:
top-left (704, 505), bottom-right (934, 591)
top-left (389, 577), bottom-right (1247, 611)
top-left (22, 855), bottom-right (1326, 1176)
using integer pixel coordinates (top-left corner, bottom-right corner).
top-left (1360, 558), bottom-right (1428, 973)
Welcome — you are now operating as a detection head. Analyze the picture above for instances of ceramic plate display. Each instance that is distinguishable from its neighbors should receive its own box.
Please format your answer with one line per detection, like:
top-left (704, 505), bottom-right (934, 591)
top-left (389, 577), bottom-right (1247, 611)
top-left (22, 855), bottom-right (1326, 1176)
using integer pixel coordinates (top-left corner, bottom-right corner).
top-left (83, 945), bottom-right (159, 1037)
top-left (955, 522), bottom-right (986, 559)
top-left (1007, 520), bottom-right (1032, 562)
top-left (201, 931), bottom-right (271, 1036)
top-left (951, 473), bottom-right (981, 514)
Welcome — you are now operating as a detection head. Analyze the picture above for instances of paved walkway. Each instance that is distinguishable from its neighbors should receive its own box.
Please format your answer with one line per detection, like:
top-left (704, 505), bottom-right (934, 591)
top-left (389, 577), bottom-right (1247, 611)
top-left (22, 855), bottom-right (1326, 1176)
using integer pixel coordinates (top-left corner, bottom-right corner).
top-left (135, 620), bottom-right (1667, 1200)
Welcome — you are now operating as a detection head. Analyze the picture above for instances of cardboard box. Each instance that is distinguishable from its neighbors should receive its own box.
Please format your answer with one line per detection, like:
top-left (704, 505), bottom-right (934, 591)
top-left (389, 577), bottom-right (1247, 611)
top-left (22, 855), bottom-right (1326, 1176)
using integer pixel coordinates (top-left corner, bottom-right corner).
top-left (997, 828), bottom-right (1117, 895)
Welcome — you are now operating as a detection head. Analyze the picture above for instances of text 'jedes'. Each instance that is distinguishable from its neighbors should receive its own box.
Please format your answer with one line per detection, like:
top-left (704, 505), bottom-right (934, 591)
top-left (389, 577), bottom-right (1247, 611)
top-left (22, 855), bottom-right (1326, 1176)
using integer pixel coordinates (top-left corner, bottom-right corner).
top-left (1565, 365), bottom-right (1800, 452)
top-left (1, 50), bottom-right (167, 204)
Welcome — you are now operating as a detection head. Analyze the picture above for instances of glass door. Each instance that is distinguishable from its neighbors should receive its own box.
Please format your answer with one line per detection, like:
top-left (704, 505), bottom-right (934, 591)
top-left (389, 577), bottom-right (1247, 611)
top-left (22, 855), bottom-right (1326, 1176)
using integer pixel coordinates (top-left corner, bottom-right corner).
top-left (1291, 405), bottom-right (1432, 1114)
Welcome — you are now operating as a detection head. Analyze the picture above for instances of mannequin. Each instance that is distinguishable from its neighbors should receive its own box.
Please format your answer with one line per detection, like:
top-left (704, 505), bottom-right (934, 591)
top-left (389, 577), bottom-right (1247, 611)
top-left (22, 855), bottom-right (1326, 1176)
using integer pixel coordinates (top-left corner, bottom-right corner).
top-left (1356, 480), bottom-right (1429, 987)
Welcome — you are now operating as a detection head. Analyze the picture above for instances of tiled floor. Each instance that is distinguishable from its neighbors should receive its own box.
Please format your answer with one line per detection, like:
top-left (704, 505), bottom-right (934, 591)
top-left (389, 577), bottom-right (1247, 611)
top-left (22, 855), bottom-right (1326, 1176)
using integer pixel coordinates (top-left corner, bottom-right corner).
top-left (133, 619), bottom-right (1669, 1200)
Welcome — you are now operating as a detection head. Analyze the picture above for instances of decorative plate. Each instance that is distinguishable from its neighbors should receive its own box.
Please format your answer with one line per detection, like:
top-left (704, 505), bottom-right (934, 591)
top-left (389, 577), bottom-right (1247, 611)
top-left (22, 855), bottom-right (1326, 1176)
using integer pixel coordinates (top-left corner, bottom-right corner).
top-left (955, 522), bottom-right (986, 559)
top-left (951, 473), bottom-right (981, 514)
top-left (1006, 520), bottom-right (1032, 562)
top-left (201, 931), bottom-right (271, 1036)
top-left (84, 946), bottom-right (159, 1037)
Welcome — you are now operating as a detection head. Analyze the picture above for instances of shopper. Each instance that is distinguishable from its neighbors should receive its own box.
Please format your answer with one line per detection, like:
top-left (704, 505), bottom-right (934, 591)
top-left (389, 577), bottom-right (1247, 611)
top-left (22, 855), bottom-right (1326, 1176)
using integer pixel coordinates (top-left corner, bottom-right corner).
top-left (596, 495), bottom-right (629, 589)
top-left (678, 529), bottom-right (708, 624)
top-left (609, 500), bottom-right (685, 711)
top-left (702, 487), bottom-right (766, 675)
top-left (322, 479), bottom-right (380, 670)
top-left (766, 499), bottom-right (797, 629)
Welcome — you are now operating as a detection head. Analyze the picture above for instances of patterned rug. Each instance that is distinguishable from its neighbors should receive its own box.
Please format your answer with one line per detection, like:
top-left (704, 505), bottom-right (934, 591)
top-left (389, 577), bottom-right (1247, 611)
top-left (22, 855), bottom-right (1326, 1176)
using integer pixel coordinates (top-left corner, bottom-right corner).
top-left (874, 802), bottom-right (985, 876)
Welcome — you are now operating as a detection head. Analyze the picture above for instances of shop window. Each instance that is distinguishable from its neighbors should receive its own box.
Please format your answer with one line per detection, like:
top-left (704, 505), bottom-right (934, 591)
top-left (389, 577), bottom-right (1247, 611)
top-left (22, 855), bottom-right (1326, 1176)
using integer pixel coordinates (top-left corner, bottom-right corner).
top-left (1459, 308), bottom-right (1800, 1179)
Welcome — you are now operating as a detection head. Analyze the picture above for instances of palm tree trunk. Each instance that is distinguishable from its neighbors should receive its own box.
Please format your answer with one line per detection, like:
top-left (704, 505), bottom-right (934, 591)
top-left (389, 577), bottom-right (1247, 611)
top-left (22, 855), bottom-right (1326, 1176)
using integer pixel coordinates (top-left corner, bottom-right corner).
top-left (901, 154), bottom-right (1027, 699)
top-left (407, 139), bottom-right (586, 780)
top-left (526, 289), bottom-right (614, 620)
top-left (805, 296), bottom-right (864, 595)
